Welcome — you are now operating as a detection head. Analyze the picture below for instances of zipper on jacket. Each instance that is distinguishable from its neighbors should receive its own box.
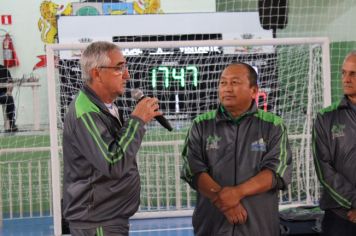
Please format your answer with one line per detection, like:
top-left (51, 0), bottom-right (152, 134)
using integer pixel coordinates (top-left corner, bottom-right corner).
top-left (232, 121), bottom-right (239, 236)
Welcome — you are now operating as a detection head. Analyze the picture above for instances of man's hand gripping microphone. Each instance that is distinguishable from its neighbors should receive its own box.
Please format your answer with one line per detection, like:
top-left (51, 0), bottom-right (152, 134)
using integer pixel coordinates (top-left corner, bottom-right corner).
top-left (131, 89), bottom-right (173, 131)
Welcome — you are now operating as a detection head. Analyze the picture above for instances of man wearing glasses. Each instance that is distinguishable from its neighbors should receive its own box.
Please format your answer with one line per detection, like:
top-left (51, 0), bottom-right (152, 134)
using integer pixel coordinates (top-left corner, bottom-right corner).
top-left (62, 41), bottom-right (161, 236)
top-left (313, 51), bottom-right (356, 235)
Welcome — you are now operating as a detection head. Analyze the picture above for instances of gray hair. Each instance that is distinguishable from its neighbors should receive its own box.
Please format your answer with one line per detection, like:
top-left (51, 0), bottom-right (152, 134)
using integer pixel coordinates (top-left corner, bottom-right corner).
top-left (80, 41), bottom-right (120, 82)
top-left (344, 50), bottom-right (356, 64)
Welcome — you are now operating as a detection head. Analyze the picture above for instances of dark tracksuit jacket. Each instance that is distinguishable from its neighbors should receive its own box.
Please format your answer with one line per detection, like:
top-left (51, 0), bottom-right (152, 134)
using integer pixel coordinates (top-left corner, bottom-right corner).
top-left (0, 64), bottom-right (15, 124)
top-left (313, 97), bottom-right (356, 219)
top-left (181, 103), bottom-right (292, 236)
top-left (62, 85), bottom-right (146, 229)
top-left (0, 64), bottom-right (12, 94)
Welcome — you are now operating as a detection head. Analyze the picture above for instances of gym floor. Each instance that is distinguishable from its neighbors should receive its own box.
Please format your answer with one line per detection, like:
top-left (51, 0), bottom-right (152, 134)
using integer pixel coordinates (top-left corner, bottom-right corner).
top-left (0, 216), bottom-right (194, 236)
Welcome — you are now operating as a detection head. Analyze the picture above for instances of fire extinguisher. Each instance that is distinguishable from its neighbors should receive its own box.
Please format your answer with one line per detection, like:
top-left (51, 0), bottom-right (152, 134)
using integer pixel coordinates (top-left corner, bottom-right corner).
top-left (2, 33), bottom-right (19, 68)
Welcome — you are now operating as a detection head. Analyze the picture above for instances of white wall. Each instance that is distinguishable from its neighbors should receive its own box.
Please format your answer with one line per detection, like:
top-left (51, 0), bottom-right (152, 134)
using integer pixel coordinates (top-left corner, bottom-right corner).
top-left (0, 0), bottom-right (72, 128)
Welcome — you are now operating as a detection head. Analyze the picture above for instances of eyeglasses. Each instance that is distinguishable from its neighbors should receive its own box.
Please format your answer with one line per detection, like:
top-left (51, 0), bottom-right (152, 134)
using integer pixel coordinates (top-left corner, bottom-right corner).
top-left (98, 64), bottom-right (128, 74)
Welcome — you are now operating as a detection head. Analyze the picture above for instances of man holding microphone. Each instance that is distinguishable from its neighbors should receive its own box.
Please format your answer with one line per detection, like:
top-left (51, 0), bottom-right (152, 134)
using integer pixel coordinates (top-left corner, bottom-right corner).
top-left (62, 41), bottom-right (161, 236)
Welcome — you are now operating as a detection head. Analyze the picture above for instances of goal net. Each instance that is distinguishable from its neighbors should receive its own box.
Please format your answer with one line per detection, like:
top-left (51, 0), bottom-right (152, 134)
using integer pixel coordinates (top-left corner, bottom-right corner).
top-left (46, 38), bottom-right (330, 234)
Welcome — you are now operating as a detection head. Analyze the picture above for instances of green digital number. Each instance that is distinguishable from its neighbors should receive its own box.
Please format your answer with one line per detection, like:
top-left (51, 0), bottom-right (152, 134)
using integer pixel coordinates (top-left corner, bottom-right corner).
top-left (186, 66), bottom-right (198, 87)
top-left (151, 66), bottom-right (198, 88)
top-left (172, 68), bottom-right (185, 87)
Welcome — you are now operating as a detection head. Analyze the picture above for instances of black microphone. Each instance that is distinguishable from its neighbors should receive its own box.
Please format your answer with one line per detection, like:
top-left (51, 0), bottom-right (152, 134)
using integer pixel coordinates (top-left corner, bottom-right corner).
top-left (131, 89), bottom-right (173, 132)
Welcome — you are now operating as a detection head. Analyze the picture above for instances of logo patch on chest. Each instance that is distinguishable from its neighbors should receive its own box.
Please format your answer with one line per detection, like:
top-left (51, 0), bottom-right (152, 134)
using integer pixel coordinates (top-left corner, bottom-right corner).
top-left (331, 124), bottom-right (345, 139)
top-left (251, 138), bottom-right (266, 152)
top-left (206, 135), bottom-right (222, 151)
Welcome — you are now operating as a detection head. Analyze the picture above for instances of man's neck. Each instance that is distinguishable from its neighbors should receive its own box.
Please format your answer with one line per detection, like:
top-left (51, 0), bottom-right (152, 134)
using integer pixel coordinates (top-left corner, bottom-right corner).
top-left (229, 109), bottom-right (247, 118)
top-left (87, 83), bottom-right (115, 104)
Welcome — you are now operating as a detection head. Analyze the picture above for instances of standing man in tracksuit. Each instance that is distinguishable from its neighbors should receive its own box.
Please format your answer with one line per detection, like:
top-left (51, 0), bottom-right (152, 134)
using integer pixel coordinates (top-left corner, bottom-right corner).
top-left (62, 41), bottom-right (162, 236)
top-left (313, 51), bottom-right (356, 235)
top-left (0, 64), bottom-right (18, 132)
top-left (181, 62), bottom-right (292, 236)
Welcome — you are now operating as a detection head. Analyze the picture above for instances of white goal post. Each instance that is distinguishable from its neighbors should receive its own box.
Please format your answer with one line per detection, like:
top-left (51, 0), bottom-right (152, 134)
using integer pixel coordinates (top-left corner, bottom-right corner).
top-left (46, 37), bottom-right (331, 236)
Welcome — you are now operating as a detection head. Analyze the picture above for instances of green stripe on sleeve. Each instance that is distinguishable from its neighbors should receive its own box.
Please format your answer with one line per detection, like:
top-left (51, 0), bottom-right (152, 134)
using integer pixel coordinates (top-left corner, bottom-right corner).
top-left (95, 226), bottom-right (104, 236)
top-left (81, 114), bottom-right (114, 164)
top-left (85, 113), bottom-right (110, 152)
top-left (111, 119), bottom-right (140, 163)
top-left (121, 120), bottom-right (140, 152)
top-left (118, 119), bottom-right (134, 147)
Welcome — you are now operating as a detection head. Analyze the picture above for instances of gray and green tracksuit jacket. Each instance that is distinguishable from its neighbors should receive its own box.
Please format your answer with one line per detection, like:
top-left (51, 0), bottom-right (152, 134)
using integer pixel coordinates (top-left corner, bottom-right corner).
top-left (313, 97), bottom-right (356, 219)
top-left (62, 85), bottom-right (145, 229)
top-left (181, 103), bottom-right (292, 236)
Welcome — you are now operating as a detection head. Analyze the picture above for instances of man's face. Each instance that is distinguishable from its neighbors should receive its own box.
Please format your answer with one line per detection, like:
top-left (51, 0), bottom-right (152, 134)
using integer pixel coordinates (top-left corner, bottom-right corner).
top-left (342, 55), bottom-right (356, 98)
top-left (98, 49), bottom-right (130, 96)
top-left (218, 65), bottom-right (257, 115)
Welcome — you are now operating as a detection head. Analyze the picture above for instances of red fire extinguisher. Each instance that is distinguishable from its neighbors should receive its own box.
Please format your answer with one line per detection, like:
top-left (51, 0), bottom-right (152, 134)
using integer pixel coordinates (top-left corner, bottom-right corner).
top-left (2, 33), bottom-right (19, 68)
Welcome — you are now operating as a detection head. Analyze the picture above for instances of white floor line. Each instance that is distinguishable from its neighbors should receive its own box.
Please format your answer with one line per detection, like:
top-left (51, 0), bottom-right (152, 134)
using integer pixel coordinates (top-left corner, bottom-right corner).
top-left (130, 227), bottom-right (193, 233)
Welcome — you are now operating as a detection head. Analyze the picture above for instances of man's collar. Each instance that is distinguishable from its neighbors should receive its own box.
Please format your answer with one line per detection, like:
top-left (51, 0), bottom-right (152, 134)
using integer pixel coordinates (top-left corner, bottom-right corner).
top-left (82, 84), bottom-right (109, 112)
top-left (338, 95), bottom-right (353, 108)
top-left (340, 95), bottom-right (356, 110)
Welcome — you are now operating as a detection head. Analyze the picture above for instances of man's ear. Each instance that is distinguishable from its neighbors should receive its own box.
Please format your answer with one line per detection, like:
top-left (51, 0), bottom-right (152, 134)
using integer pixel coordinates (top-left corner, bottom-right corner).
top-left (90, 68), bottom-right (101, 83)
top-left (251, 86), bottom-right (259, 99)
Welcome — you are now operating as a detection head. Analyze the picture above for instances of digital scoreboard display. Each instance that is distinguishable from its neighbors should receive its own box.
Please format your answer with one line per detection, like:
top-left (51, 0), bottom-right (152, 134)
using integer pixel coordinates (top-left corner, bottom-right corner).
top-left (151, 65), bottom-right (198, 89)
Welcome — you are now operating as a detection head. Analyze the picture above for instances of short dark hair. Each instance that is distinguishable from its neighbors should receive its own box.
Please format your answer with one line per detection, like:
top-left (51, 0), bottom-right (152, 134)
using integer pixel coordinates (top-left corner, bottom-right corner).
top-left (225, 62), bottom-right (258, 87)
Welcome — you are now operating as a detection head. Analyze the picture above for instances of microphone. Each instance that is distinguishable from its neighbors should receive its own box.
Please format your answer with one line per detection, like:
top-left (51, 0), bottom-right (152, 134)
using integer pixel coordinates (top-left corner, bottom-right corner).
top-left (131, 89), bottom-right (173, 132)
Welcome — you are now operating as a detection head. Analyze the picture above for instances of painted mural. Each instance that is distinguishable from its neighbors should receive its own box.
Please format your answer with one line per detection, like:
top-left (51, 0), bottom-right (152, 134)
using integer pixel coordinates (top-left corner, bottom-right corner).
top-left (38, 1), bottom-right (72, 44)
top-left (73, 0), bottom-right (163, 16)
top-left (133, 0), bottom-right (163, 14)
top-left (38, 0), bottom-right (163, 44)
